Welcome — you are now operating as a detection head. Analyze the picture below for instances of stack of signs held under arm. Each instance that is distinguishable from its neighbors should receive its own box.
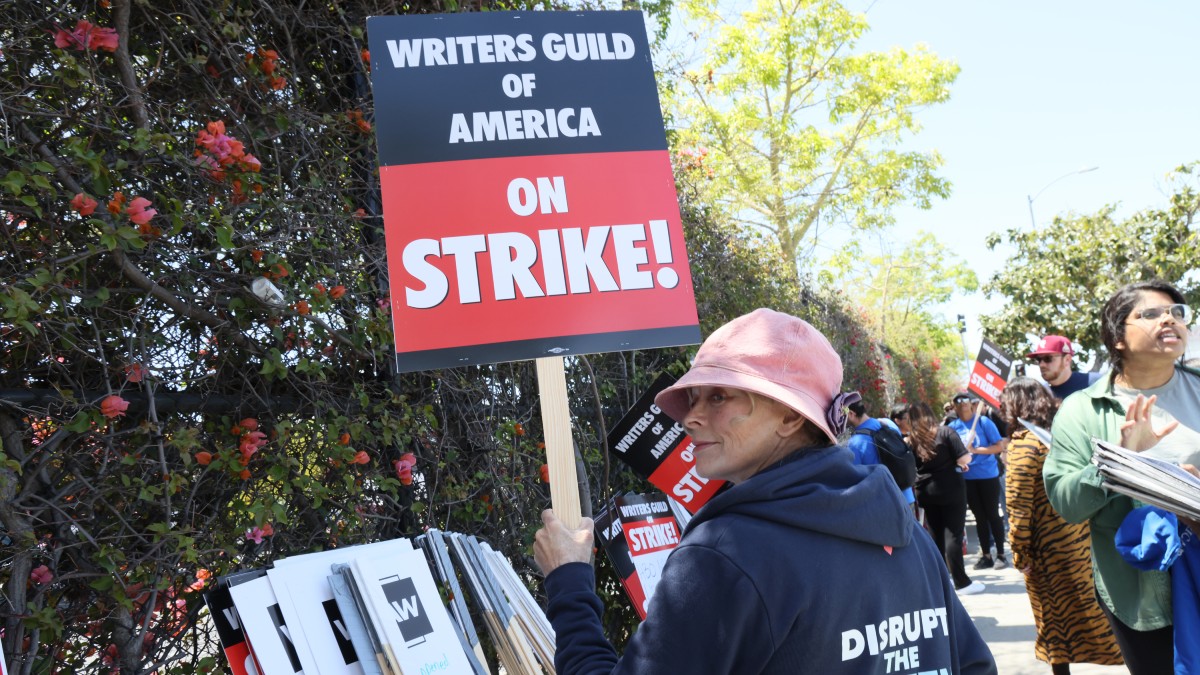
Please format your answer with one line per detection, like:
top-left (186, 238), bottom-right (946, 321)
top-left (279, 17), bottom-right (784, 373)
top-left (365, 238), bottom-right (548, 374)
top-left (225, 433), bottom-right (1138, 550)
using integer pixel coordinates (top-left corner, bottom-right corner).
top-left (597, 372), bottom-right (723, 618)
top-left (593, 492), bottom-right (689, 620)
top-left (203, 531), bottom-right (555, 675)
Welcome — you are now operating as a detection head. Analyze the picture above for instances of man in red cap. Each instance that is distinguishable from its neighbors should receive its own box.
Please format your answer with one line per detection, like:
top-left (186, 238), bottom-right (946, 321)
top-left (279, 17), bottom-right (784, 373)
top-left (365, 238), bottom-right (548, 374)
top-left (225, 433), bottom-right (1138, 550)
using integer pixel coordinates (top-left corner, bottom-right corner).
top-left (1027, 335), bottom-right (1100, 400)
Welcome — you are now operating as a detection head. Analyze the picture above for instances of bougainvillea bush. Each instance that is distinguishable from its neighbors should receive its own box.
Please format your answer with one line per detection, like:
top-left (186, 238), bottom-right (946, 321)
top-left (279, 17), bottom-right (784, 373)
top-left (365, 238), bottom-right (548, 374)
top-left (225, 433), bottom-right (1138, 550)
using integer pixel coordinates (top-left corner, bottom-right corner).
top-left (0, 0), bottom-right (576, 670)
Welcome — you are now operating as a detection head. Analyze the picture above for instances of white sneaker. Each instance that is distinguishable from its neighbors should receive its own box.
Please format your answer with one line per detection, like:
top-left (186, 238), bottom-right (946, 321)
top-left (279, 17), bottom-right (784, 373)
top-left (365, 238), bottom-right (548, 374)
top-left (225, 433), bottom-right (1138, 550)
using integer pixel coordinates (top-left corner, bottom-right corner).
top-left (956, 581), bottom-right (986, 595)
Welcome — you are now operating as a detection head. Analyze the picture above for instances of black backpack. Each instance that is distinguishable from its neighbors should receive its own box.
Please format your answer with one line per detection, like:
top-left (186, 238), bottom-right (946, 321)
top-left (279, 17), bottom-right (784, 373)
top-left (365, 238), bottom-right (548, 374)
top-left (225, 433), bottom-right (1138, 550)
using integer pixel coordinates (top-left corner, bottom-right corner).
top-left (853, 424), bottom-right (917, 490)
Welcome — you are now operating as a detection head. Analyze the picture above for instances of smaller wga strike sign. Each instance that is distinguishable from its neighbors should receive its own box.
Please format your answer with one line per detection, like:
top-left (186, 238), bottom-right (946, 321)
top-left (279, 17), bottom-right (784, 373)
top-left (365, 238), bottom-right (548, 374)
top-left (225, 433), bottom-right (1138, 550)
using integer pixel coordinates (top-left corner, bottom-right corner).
top-left (968, 338), bottom-right (1014, 409)
top-left (368, 12), bottom-right (700, 372)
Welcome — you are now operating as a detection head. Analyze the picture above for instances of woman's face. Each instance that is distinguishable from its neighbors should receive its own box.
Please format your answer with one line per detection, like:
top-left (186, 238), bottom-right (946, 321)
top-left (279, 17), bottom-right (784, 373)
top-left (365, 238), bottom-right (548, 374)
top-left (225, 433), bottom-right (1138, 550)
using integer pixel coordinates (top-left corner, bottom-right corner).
top-left (683, 386), bottom-right (801, 483)
top-left (1118, 290), bottom-right (1188, 365)
top-left (893, 414), bottom-right (911, 435)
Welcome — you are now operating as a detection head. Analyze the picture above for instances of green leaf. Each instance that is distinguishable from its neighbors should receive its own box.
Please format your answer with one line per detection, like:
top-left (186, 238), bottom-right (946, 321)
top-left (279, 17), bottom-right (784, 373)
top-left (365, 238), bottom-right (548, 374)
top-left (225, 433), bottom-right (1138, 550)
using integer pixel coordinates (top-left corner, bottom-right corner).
top-left (66, 412), bottom-right (93, 433)
top-left (215, 224), bottom-right (235, 250)
top-left (2, 171), bottom-right (25, 195)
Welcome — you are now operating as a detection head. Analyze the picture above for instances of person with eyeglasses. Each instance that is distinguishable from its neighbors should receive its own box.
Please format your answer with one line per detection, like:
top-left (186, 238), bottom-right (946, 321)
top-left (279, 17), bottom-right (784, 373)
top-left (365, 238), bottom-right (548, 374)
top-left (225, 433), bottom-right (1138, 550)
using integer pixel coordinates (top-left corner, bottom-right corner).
top-left (1045, 280), bottom-right (1200, 675)
top-left (1026, 334), bottom-right (1101, 401)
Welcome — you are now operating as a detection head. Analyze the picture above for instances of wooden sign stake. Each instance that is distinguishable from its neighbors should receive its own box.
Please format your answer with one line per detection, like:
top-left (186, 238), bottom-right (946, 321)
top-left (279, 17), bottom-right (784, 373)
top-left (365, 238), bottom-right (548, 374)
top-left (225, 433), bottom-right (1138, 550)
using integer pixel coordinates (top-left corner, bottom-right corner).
top-left (536, 356), bottom-right (582, 529)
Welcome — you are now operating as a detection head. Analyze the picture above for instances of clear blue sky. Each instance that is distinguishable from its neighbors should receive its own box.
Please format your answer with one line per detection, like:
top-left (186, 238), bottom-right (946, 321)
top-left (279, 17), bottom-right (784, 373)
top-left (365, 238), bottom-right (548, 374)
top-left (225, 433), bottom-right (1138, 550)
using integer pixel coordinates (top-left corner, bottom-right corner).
top-left (838, 0), bottom-right (1200, 369)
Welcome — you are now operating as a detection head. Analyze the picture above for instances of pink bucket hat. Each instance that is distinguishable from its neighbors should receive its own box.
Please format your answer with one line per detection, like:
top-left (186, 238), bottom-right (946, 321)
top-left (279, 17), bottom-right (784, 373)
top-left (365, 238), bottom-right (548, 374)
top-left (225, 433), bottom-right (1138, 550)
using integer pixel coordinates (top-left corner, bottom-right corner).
top-left (654, 308), bottom-right (856, 443)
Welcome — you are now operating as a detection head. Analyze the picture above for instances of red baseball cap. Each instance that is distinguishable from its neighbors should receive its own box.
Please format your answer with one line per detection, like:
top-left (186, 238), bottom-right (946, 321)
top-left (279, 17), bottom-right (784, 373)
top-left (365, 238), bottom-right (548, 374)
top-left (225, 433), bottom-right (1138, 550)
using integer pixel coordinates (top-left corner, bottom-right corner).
top-left (1027, 335), bottom-right (1074, 358)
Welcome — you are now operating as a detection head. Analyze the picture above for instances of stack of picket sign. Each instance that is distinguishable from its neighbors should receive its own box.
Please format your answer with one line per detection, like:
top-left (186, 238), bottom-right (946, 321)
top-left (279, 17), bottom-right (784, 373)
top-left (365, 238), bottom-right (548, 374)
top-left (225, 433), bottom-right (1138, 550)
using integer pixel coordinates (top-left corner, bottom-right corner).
top-left (203, 530), bottom-right (555, 675)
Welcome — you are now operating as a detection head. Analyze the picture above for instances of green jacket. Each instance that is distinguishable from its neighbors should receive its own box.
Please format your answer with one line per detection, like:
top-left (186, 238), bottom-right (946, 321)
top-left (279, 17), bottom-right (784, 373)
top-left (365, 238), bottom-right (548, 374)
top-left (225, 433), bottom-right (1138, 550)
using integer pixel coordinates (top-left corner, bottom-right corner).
top-left (1043, 365), bottom-right (1200, 631)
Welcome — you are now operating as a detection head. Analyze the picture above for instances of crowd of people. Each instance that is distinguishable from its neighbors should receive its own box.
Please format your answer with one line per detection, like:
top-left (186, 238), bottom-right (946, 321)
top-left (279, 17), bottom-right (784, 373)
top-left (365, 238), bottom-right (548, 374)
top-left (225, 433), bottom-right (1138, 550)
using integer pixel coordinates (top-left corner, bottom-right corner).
top-left (533, 280), bottom-right (1199, 675)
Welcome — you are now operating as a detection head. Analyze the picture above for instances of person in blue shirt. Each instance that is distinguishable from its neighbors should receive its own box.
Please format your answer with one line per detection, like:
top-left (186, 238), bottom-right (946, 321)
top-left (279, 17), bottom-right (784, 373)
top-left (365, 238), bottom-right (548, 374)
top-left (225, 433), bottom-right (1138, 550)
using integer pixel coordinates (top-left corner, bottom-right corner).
top-left (846, 401), bottom-right (916, 506)
top-left (949, 393), bottom-right (1009, 570)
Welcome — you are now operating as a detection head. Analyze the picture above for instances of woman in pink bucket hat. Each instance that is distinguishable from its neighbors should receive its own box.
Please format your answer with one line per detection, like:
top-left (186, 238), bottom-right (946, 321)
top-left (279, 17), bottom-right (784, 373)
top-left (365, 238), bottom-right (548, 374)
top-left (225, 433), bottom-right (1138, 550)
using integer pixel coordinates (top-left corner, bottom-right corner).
top-left (535, 308), bottom-right (996, 674)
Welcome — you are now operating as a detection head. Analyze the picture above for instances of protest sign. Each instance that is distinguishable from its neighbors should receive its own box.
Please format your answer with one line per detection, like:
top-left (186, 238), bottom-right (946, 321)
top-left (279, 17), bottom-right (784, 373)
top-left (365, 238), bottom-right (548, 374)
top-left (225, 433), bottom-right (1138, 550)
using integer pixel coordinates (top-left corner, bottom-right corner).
top-left (967, 338), bottom-right (1014, 409)
top-left (594, 500), bottom-right (648, 619)
top-left (267, 539), bottom-right (412, 675)
top-left (202, 570), bottom-right (268, 675)
top-left (615, 492), bottom-right (681, 615)
top-left (607, 372), bottom-right (725, 512)
top-left (229, 576), bottom-right (304, 675)
top-left (367, 12), bottom-right (700, 373)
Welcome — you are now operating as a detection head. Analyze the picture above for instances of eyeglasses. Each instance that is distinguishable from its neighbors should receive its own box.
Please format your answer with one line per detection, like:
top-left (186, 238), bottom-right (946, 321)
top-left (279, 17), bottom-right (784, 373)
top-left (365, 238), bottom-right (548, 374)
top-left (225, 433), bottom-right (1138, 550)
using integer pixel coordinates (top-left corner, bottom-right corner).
top-left (1129, 303), bottom-right (1193, 325)
top-left (1029, 355), bottom-right (1060, 364)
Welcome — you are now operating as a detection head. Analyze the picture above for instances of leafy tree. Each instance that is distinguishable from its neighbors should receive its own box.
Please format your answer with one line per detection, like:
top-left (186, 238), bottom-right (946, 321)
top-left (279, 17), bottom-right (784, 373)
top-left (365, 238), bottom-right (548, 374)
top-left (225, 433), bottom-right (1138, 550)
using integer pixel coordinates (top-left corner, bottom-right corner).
top-left (823, 232), bottom-right (975, 407)
top-left (664, 0), bottom-right (959, 265)
top-left (981, 162), bottom-right (1200, 366)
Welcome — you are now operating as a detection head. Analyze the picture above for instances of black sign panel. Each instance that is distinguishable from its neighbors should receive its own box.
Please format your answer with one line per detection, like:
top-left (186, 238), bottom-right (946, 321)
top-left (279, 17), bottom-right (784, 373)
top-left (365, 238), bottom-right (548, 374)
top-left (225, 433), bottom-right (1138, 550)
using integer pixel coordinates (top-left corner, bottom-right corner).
top-left (367, 11), bottom-right (666, 166)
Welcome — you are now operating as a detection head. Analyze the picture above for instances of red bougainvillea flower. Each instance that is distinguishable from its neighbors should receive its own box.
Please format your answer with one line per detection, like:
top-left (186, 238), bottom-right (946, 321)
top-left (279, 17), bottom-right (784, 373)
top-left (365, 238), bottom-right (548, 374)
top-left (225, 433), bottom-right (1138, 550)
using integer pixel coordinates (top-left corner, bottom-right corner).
top-left (239, 418), bottom-right (259, 431)
top-left (70, 193), bottom-right (98, 216)
top-left (239, 431), bottom-right (268, 460)
top-left (188, 568), bottom-right (212, 592)
top-left (258, 49), bottom-right (279, 75)
top-left (194, 451), bottom-right (213, 466)
top-left (195, 121), bottom-right (261, 178)
top-left (244, 49), bottom-right (287, 90)
top-left (260, 522), bottom-right (274, 537)
top-left (329, 285), bottom-right (347, 299)
top-left (352, 450), bottom-right (370, 465)
top-left (514, 423), bottom-right (525, 437)
top-left (30, 565), bottom-right (53, 585)
top-left (539, 464), bottom-right (550, 483)
top-left (99, 395), bottom-right (129, 419)
top-left (294, 300), bottom-right (310, 315)
top-left (393, 452), bottom-right (416, 486)
top-left (239, 468), bottom-right (251, 480)
top-left (347, 110), bottom-right (372, 133)
top-left (125, 197), bottom-right (156, 225)
top-left (107, 191), bottom-right (126, 216)
top-left (245, 527), bottom-right (266, 544)
top-left (250, 249), bottom-right (264, 263)
top-left (89, 26), bottom-right (118, 51)
top-left (124, 363), bottom-right (146, 382)
top-left (338, 432), bottom-right (351, 445)
top-left (53, 20), bottom-right (119, 52)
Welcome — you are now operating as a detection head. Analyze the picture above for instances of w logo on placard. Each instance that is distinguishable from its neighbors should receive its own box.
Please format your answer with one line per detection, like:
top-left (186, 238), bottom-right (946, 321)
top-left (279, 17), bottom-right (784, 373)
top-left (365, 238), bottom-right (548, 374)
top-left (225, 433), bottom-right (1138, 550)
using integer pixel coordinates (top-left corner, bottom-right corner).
top-left (381, 576), bottom-right (434, 647)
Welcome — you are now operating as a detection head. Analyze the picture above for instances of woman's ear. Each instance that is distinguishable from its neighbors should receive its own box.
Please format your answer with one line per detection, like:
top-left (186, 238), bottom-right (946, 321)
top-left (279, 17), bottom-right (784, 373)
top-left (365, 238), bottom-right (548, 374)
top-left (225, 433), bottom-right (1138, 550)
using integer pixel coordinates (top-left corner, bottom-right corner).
top-left (775, 407), bottom-right (809, 439)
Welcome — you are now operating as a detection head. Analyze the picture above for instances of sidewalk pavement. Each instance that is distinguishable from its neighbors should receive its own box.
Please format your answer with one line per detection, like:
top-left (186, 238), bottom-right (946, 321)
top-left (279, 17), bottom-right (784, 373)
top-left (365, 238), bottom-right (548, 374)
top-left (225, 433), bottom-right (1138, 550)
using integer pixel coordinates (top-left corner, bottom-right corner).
top-left (956, 526), bottom-right (1128, 674)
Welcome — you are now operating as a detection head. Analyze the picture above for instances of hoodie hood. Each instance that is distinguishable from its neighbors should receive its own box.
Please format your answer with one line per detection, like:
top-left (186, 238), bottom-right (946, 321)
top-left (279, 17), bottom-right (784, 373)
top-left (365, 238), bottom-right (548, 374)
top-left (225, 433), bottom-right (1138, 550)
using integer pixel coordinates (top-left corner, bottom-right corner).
top-left (685, 444), bottom-right (914, 549)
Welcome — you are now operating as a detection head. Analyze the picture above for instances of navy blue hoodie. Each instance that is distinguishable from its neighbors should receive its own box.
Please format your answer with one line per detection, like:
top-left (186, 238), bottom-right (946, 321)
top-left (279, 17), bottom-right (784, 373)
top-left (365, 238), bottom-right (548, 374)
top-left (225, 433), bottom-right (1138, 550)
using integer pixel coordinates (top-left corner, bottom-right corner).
top-left (545, 445), bottom-right (997, 674)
